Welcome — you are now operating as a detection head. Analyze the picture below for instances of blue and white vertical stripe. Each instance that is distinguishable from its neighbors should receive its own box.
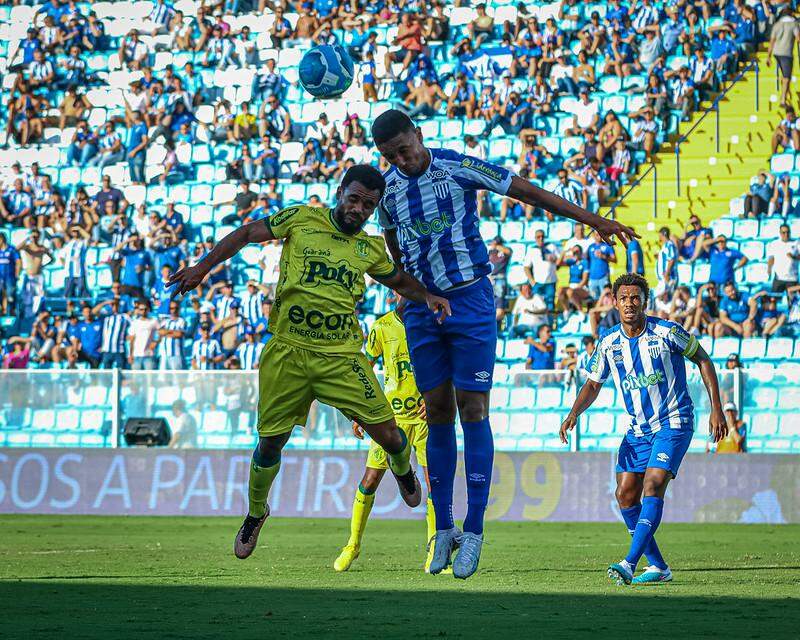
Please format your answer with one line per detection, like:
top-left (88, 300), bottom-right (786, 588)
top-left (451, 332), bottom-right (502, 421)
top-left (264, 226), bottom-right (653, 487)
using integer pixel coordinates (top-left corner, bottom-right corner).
top-left (236, 341), bottom-right (263, 370)
top-left (656, 240), bottom-right (678, 281)
top-left (241, 291), bottom-right (264, 325)
top-left (379, 148), bottom-right (513, 293)
top-left (160, 317), bottom-right (186, 358)
top-left (192, 338), bottom-right (222, 369)
top-left (62, 239), bottom-right (87, 278)
top-left (101, 313), bottom-right (130, 354)
top-left (586, 317), bottom-right (698, 436)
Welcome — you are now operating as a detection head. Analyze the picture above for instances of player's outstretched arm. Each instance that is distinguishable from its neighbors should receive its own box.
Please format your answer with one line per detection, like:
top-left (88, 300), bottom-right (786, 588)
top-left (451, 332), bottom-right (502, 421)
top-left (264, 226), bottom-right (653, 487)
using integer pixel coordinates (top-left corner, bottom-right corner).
top-left (506, 176), bottom-right (639, 246)
top-left (688, 345), bottom-right (727, 443)
top-left (559, 379), bottom-right (602, 444)
top-left (168, 220), bottom-right (275, 295)
top-left (373, 269), bottom-right (452, 323)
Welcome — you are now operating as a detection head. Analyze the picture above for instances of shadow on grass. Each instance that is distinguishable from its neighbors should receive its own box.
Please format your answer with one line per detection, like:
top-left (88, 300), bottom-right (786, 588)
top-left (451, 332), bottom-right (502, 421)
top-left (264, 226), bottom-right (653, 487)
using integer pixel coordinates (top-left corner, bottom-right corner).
top-left (2, 582), bottom-right (797, 639)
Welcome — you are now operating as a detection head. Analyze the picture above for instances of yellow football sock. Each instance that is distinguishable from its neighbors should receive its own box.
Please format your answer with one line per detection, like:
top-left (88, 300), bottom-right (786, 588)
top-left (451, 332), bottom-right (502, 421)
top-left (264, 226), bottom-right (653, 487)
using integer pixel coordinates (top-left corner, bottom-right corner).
top-left (425, 497), bottom-right (435, 542)
top-left (347, 484), bottom-right (376, 548)
top-left (248, 457), bottom-right (280, 518)
top-left (386, 429), bottom-right (411, 477)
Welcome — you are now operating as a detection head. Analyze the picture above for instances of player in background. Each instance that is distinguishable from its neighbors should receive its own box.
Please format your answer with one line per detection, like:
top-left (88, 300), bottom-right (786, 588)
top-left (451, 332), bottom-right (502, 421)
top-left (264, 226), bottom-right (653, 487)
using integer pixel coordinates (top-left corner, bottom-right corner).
top-left (168, 165), bottom-right (452, 559)
top-left (334, 298), bottom-right (436, 573)
top-left (371, 109), bottom-right (638, 579)
top-left (560, 273), bottom-right (726, 585)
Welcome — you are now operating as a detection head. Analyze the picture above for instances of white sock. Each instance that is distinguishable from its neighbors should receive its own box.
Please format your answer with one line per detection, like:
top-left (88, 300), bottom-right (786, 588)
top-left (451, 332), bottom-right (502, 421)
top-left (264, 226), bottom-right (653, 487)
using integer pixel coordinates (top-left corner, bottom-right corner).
top-left (619, 559), bottom-right (635, 574)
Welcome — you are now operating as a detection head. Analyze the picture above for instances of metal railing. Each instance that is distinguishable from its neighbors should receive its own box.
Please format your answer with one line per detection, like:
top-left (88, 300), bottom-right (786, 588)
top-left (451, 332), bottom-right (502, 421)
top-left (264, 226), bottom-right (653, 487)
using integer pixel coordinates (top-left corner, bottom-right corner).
top-left (675, 58), bottom-right (760, 196)
top-left (605, 161), bottom-right (658, 220)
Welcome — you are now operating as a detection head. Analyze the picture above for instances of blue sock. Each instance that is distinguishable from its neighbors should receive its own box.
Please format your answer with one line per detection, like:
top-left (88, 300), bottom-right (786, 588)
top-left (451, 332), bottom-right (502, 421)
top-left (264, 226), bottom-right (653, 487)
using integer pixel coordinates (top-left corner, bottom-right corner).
top-left (621, 505), bottom-right (667, 570)
top-left (461, 418), bottom-right (494, 535)
top-left (625, 496), bottom-right (664, 569)
top-left (426, 422), bottom-right (456, 530)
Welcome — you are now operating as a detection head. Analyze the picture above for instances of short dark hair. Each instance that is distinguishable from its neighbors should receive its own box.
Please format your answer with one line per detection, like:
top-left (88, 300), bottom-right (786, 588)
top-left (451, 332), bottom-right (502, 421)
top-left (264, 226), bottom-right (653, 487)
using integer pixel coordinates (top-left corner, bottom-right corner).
top-left (582, 335), bottom-right (595, 346)
top-left (659, 226), bottom-right (670, 237)
top-left (341, 164), bottom-right (386, 197)
top-left (612, 273), bottom-right (649, 299)
top-left (537, 324), bottom-right (550, 337)
top-left (370, 109), bottom-right (415, 145)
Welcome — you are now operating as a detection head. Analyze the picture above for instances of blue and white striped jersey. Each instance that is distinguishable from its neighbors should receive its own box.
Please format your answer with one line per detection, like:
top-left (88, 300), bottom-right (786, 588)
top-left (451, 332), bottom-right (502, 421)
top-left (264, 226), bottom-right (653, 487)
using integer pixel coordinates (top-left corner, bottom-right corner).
top-left (378, 148), bottom-right (513, 292)
top-left (159, 316), bottom-right (186, 359)
top-left (61, 239), bottom-right (87, 278)
top-left (192, 338), bottom-right (222, 369)
top-left (585, 317), bottom-right (700, 436)
top-left (101, 313), bottom-right (130, 354)
top-left (240, 291), bottom-right (264, 325)
top-left (656, 240), bottom-right (678, 281)
top-left (236, 341), bottom-right (263, 370)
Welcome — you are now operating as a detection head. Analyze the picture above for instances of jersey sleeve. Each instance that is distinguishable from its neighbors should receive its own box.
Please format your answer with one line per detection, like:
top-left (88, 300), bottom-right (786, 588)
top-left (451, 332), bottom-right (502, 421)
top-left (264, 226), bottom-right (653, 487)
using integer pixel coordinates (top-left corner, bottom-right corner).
top-left (451, 154), bottom-right (514, 195)
top-left (264, 205), bottom-right (304, 239)
top-left (366, 240), bottom-right (398, 280)
top-left (663, 321), bottom-right (699, 358)
top-left (377, 200), bottom-right (396, 230)
top-left (585, 338), bottom-right (611, 383)
top-left (365, 321), bottom-right (383, 360)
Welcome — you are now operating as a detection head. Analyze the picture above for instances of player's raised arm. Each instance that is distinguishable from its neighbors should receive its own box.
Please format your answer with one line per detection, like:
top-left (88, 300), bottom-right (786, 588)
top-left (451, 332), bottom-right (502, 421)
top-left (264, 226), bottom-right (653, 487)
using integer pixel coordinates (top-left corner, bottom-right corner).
top-left (372, 269), bottom-right (451, 323)
top-left (168, 220), bottom-right (275, 295)
top-left (688, 344), bottom-right (727, 443)
top-left (559, 378), bottom-right (603, 444)
top-left (506, 176), bottom-right (639, 246)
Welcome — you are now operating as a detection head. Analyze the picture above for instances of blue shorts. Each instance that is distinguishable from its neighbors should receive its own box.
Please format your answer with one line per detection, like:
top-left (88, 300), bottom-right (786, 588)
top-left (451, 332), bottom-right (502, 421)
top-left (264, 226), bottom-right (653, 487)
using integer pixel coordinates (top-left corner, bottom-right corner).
top-left (616, 428), bottom-right (694, 479)
top-left (404, 276), bottom-right (497, 393)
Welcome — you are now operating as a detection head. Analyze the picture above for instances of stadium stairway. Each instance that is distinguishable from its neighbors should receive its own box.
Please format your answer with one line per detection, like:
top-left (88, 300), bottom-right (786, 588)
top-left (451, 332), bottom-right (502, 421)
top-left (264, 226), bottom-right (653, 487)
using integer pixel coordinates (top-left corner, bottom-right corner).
top-left (603, 47), bottom-right (791, 281)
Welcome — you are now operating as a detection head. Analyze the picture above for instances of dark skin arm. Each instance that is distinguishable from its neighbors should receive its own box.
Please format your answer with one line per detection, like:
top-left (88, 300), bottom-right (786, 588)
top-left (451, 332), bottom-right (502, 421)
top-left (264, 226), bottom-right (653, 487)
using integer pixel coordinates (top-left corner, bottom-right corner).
top-left (372, 269), bottom-right (451, 323)
top-left (688, 344), bottom-right (726, 442)
top-left (559, 378), bottom-right (603, 444)
top-left (507, 176), bottom-right (638, 245)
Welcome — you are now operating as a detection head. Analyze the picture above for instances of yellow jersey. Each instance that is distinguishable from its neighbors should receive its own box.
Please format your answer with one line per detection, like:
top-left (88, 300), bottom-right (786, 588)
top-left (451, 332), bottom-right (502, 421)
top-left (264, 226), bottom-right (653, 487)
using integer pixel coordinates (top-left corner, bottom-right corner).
top-left (265, 205), bottom-right (397, 354)
top-left (365, 311), bottom-right (423, 422)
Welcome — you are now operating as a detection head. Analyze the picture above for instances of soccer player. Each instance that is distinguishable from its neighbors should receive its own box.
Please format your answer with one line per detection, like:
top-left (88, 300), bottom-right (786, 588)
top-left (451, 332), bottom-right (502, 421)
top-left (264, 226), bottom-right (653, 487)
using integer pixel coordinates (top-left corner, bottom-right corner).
top-left (370, 109), bottom-right (638, 579)
top-left (168, 164), bottom-right (452, 559)
top-left (559, 273), bottom-right (726, 585)
top-left (333, 298), bottom-right (435, 573)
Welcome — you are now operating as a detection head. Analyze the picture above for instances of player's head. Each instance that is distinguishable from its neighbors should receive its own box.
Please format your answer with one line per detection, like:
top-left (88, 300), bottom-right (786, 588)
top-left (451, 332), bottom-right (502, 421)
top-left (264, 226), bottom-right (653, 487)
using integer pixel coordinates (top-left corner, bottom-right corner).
top-left (612, 273), bottom-right (649, 324)
top-left (333, 164), bottom-right (386, 235)
top-left (370, 109), bottom-right (428, 177)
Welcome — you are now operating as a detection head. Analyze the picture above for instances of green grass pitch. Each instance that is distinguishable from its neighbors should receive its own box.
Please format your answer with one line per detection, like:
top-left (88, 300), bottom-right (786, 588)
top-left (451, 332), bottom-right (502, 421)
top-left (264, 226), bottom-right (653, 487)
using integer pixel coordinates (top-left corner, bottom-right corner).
top-left (1, 516), bottom-right (798, 639)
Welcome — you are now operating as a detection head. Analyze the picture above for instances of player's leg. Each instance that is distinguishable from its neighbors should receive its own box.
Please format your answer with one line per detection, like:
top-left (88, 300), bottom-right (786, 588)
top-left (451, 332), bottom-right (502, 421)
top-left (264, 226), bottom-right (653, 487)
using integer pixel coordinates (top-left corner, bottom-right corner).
top-left (409, 420), bottom-right (436, 572)
top-left (235, 340), bottom-right (314, 559)
top-left (334, 463), bottom-right (385, 572)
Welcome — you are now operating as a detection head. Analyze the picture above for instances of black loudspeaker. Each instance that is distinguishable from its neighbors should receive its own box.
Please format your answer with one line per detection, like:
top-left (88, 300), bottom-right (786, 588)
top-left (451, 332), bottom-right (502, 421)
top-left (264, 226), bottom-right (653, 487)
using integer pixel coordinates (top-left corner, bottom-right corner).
top-left (123, 417), bottom-right (172, 447)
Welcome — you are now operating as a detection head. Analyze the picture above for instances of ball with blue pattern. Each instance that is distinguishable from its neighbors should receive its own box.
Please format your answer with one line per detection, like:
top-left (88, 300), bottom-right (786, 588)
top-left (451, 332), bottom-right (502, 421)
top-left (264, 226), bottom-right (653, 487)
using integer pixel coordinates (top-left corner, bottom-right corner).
top-left (298, 44), bottom-right (354, 99)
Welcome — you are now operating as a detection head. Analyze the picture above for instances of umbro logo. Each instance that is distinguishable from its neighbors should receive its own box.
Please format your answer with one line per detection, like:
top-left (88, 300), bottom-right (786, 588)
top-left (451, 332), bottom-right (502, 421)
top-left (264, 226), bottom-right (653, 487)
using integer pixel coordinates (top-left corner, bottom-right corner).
top-left (656, 452), bottom-right (670, 462)
top-left (468, 473), bottom-right (486, 483)
top-left (474, 371), bottom-right (490, 381)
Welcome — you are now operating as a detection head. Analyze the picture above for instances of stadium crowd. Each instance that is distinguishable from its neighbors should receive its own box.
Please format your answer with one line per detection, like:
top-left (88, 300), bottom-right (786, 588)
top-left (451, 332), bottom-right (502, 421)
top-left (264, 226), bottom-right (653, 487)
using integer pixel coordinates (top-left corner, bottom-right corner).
top-left (0, 0), bottom-right (798, 374)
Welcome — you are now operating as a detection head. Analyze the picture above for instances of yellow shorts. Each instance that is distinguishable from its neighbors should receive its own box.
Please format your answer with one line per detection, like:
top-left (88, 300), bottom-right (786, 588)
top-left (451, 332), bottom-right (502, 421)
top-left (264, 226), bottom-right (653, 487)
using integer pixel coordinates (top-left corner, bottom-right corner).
top-left (366, 419), bottom-right (428, 470)
top-left (257, 339), bottom-right (395, 437)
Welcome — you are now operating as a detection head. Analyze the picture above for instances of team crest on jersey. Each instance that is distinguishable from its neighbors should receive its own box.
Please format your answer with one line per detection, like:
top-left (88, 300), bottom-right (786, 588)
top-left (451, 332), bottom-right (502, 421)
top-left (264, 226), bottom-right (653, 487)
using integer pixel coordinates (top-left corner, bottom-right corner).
top-left (431, 178), bottom-right (451, 200)
top-left (355, 239), bottom-right (369, 258)
top-left (646, 337), bottom-right (662, 359)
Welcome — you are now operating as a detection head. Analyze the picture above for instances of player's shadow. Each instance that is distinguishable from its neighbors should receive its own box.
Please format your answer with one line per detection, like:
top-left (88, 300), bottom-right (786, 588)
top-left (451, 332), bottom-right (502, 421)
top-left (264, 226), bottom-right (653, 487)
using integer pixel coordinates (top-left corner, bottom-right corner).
top-left (2, 582), bottom-right (797, 639)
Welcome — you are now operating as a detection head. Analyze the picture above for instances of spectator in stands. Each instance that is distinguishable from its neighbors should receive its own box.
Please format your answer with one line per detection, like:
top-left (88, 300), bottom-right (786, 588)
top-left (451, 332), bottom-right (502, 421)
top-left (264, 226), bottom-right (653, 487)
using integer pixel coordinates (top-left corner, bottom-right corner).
top-left (0, 179), bottom-right (32, 226)
top-left (750, 291), bottom-right (787, 336)
top-left (709, 402), bottom-right (746, 454)
top-left (628, 106), bottom-right (659, 158)
top-left (169, 399), bottom-right (197, 447)
top-left (402, 75), bottom-right (447, 120)
top-left (607, 137), bottom-right (631, 186)
top-left (664, 65), bottom-right (695, 122)
top-left (68, 302), bottom-right (103, 368)
top-left (524, 229), bottom-right (560, 310)
top-left (0, 233), bottom-right (21, 317)
top-left (61, 226), bottom-right (89, 299)
top-left (565, 87), bottom-right (599, 136)
top-left (564, 222), bottom-right (593, 255)
top-left (293, 139), bottom-right (324, 183)
top-left (488, 236), bottom-right (512, 324)
top-left (90, 121), bottom-right (125, 170)
top-left (767, 224), bottom-right (800, 293)
top-left (467, 3), bottom-right (495, 48)
top-left (655, 226), bottom-right (678, 296)
top-left (604, 30), bottom-right (634, 78)
top-left (191, 322), bottom-right (223, 370)
top-left (709, 24), bottom-right (739, 83)
top-left (202, 25), bottom-right (234, 69)
top-left (595, 111), bottom-right (626, 163)
top-left (258, 95), bottom-right (292, 142)
top-left (127, 299), bottom-right (160, 370)
top-left (704, 234), bottom-right (748, 286)
top-left (557, 244), bottom-right (590, 316)
top-left (526, 324), bottom-right (555, 371)
top-left (384, 13), bottom-right (425, 78)
top-left (586, 231), bottom-right (616, 300)
top-left (232, 101), bottom-right (258, 143)
top-left (638, 26), bottom-right (664, 72)
top-left (510, 283), bottom-right (549, 338)
top-left (688, 46), bottom-right (715, 99)
top-left (550, 49), bottom-right (577, 96)
top-left (626, 235), bottom-right (645, 275)
top-left (218, 179), bottom-right (257, 225)
top-left (678, 215), bottom-right (713, 263)
top-left (552, 168), bottom-right (588, 210)
top-left (269, 5), bottom-right (293, 48)
top-left (159, 300), bottom-right (187, 369)
top-left (126, 112), bottom-right (149, 186)
top-left (771, 107), bottom-right (799, 154)
top-left (3, 338), bottom-right (32, 369)
top-left (744, 171), bottom-right (773, 218)
top-left (119, 30), bottom-right (150, 70)
top-left (116, 234), bottom-right (151, 298)
top-left (97, 298), bottom-right (129, 369)
top-left (769, 173), bottom-right (794, 217)
top-left (8, 83), bottom-right (48, 147)
top-left (715, 281), bottom-right (754, 338)
top-left (447, 74), bottom-right (477, 118)
top-left (767, 7), bottom-right (800, 106)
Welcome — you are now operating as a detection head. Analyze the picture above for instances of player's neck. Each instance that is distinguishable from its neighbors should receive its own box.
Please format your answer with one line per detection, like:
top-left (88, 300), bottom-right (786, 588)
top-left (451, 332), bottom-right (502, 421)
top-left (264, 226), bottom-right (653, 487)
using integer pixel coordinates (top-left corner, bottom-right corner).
top-left (620, 315), bottom-right (647, 339)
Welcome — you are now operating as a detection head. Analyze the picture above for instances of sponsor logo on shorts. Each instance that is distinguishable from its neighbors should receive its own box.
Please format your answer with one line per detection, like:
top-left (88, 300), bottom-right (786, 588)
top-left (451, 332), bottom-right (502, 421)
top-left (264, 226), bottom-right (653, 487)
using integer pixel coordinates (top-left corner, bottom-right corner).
top-left (391, 395), bottom-right (423, 413)
top-left (475, 370), bottom-right (491, 382)
top-left (656, 452), bottom-right (670, 463)
top-left (621, 370), bottom-right (665, 392)
top-left (468, 473), bottom-right (487, 483)
top-left (351, 358), bottom-right (377, 400)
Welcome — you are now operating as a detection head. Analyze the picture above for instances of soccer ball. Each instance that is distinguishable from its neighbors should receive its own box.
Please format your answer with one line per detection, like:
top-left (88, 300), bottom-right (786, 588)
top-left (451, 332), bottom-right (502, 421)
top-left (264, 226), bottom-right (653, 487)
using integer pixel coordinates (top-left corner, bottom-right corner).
top-left (298, 44), bottom-right (354, 99)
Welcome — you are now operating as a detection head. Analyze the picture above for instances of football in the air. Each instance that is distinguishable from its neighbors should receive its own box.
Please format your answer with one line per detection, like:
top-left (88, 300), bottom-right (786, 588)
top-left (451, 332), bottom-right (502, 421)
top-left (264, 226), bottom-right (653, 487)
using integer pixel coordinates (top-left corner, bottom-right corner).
top-left (298, 44), bottom-right (354, 99)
